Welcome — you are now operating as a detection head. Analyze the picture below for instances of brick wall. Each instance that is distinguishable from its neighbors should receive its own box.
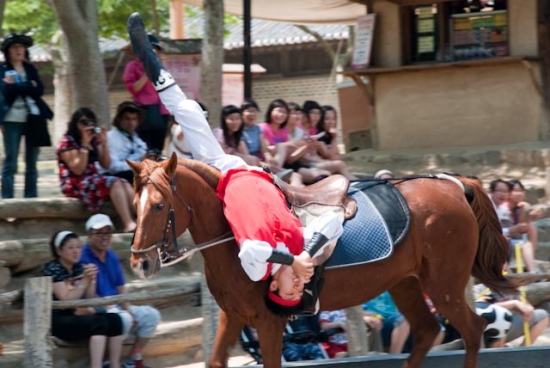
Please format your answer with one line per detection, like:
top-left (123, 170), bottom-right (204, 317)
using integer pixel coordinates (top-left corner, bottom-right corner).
top-left (251, 75), bottom-right (340, 120)
top-left (32, 74), bottom-right (342, 161)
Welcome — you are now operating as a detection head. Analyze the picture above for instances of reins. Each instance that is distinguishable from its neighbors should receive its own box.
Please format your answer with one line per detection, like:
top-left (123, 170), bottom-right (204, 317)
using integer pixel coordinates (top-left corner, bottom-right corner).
top-left (130, 171), bottom-right (235, 265)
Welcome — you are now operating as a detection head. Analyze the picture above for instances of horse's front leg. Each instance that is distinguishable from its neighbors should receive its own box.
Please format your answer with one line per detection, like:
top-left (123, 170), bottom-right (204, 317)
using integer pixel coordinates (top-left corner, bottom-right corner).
top-left (208, 310), bottom-right (244, 368)
top-left (256, 315), bottom-right (287, 368)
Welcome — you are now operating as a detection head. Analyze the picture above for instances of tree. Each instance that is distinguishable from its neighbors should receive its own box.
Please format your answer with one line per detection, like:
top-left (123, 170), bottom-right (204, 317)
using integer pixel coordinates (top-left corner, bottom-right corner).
top-left (3, 0), bottom-right (170, 136)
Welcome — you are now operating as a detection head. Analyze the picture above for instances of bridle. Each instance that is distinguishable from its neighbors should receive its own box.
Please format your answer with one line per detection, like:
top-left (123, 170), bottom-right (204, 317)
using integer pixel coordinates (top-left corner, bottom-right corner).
top-left (130, 173), bottom-right (235, 266)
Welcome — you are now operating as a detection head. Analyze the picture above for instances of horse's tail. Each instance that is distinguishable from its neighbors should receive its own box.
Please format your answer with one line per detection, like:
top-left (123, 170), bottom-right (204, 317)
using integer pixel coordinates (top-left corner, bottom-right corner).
top-left (458, 177), bottom-right (518, 295)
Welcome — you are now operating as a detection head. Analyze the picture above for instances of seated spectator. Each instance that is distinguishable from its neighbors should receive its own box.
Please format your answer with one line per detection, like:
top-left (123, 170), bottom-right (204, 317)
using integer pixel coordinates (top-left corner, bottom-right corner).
top-left (374, 170), bottom-right (394, 179)
top-left (283, 315), bottom-right (326, 361)
top-left (282, 102), bottom-right (357, 183)
top-left (80, 214), bottom-right (161, 368)
top-left (474, 282), bottom-right (549, 346)
top-left (214, 104), bottom-right (261, 166)
top-left (42, 230), bottom-right (124, 368)
top-left (317, 105), bottom-right (341, 160)
top-left (506, 179), bottom-right (539, 271)
top-left (363, 292), bottom-right (410, 354)
top-left (240, 99), bottom-right (291, 179)
top-left (302, 100), bottom-right (323, 137)
top-left (101, 101), bottom-right (148, 183)
top-left (319, 309), bottom-right (348, 358)
top-left (490, 179), bottom-right (535, 272)
top-left (56, 108), bottom-right (136, 233)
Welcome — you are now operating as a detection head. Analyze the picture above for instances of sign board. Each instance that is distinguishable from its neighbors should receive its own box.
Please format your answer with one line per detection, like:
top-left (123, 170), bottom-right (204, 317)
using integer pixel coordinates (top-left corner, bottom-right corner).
top-left (351, 14), bottom-right (376, 70)
top-left (163, 54), bottom-right (202, 101)
top-left (222, 74), bottom-right (245, 107)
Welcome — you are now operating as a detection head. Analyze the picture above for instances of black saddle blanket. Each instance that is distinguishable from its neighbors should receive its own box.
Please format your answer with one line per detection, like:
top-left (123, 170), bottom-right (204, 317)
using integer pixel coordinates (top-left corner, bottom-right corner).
top-left (325, 180), bottom-right (411, 269)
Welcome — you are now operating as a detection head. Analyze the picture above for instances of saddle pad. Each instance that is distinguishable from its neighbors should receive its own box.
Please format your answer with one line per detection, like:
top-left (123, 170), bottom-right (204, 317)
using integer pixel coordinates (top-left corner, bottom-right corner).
top-left (325, 181), bottom-right (410, 269)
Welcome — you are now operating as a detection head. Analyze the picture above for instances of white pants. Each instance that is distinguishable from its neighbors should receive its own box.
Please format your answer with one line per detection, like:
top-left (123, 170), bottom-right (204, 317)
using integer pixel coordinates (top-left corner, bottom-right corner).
top-left (159, 86), bottom-right (246, 174)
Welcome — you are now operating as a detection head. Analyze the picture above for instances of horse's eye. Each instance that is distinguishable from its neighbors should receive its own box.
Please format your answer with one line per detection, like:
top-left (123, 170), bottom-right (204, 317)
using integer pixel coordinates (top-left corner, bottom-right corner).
top-left (154, 203), bottom-right (165, 211)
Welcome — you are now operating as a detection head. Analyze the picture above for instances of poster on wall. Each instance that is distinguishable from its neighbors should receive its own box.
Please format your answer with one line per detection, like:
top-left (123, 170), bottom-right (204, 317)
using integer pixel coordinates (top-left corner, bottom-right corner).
top-left (351, 14), bottom-right (376, 70)
top-left (163, 54), bottom-right (201, 101)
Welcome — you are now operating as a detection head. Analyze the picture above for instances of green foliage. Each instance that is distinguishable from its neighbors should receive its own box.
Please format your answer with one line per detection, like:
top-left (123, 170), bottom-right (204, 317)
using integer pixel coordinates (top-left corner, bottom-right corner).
top-left (185, 4), bottom-right (241, 39)
top-left (2, 0), bottom-right (170, 45)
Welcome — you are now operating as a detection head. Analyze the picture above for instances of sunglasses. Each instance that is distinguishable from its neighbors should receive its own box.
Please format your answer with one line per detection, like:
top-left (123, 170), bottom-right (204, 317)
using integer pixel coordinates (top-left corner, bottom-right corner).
top-left (78, 118), bottom-right (96, 127)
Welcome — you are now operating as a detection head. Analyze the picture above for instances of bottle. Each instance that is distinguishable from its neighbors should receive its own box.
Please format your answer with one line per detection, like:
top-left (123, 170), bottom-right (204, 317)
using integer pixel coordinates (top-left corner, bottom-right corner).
top-left (133, 349), bottom-right (144, 368)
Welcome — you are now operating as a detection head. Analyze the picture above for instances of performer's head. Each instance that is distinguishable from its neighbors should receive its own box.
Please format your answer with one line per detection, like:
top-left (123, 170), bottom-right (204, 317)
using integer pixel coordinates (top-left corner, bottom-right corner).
top-left (264, 265), bottom-right (305, 316)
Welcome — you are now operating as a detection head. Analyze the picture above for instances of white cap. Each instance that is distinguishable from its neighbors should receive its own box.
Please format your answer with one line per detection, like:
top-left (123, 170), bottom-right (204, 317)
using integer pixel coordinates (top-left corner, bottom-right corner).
top-left (85, 214), bottom-right (115, 232)
top-left (374, 169), bottom-right (394, 179)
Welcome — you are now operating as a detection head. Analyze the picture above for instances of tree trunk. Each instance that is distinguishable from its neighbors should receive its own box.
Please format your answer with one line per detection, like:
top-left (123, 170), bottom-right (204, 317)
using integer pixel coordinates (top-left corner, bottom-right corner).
top-left (200, 0), bottom-right (224, 129)
top-left (49, 31), bottom-right (73, 143)
top-left (345, 306), bottom-right (370, 356)
top-left (49, 0), bottom-right (110, 126)
top-left (538, 0), bottom-right (550, 141)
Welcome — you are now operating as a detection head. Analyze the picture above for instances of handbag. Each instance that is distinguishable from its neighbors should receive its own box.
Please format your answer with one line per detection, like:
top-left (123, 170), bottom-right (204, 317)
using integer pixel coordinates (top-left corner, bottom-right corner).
top-left (23, 96), bottom-right (51, 147)
top-left (25, 113), bottom-right (52, 147)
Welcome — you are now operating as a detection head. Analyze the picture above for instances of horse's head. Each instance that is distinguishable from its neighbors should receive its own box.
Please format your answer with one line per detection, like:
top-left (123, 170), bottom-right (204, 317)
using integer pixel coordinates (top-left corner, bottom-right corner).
top-left (128, 153), bottom-right (193, 278)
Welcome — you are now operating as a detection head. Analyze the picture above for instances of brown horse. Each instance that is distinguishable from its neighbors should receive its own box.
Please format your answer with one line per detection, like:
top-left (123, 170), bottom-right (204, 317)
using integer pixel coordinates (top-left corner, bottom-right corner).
top-left (128, 154), bottom-right (516, 368)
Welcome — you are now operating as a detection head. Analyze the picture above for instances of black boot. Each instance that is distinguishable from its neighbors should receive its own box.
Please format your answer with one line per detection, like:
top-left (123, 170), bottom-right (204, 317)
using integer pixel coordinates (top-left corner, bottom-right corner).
top-left (127, 12), bottom-right (175, 92)
top-left (300, 265), bottom-right (325, 316)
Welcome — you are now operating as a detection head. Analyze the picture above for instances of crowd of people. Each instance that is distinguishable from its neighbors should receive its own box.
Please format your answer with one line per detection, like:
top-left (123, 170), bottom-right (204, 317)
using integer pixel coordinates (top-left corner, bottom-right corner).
top-left (3, 28), bottom-right (550, 366)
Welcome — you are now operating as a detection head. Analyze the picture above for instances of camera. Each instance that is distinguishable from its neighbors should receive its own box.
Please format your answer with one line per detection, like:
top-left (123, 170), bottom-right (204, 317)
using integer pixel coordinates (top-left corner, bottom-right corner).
top-left (93, 126), bottom-right (102, 134)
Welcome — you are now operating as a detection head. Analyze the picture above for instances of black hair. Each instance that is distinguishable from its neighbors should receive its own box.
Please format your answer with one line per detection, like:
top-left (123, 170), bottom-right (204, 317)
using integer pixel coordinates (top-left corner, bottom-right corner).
top-left (265, 99), bottom-right (289, 128)
top-left (67, 107), bottom-right (97, 144)
top-left (508, 179), bottom-right (525, 191)
top-left (287, 102), bottom-right (302, 112)
top-left (318, 105), bottom-right (337, 133)
top-left (489, 179), bottom-right (511, 192)
top-left (49, 231), bottom-right (79, 259)
top-left (241, 99), bottom-right (260, 112)
top-left (220, 104), bottom-right (244, 149)
top-left (302, 100), bottom-right (322, 114)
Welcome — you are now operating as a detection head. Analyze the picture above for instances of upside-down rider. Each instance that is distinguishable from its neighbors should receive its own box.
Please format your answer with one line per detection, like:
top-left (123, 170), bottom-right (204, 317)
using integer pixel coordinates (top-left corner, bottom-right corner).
top-left (127, 13), bottom-right (343, 315)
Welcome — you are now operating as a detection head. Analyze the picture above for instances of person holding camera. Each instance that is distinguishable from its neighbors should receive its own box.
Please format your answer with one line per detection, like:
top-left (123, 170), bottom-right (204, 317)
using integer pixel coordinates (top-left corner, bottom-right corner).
top-left (100, 101), bottom-right (149, 183)
top-left (0, 33), bottom-right (53, 198)
top-left (56, 108), bottom-right (136, 233)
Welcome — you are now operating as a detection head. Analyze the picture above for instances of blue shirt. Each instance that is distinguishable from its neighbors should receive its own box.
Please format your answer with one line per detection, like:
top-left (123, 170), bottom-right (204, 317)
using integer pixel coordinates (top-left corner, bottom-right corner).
top-left (363, 291), bottom-right (400, 319)
top-left (242, 124), bottom-right (262, 157)
top-left (80, 244), bottom-right (125, 297)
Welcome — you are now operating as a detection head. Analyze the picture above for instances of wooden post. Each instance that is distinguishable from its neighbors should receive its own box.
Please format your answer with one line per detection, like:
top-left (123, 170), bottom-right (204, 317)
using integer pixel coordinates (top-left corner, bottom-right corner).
top-left (538, 0), bottom-right (550, 141)
top-left (345, 305), bottom-right (370, 356)
top-left (201, 273), bottom-right (220, 364)
top-left (24, 277), bottom-right (52, 367)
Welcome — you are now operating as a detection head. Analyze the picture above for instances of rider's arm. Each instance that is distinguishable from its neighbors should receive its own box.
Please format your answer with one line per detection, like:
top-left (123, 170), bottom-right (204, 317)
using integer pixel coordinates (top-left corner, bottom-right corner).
top-left (238, 240), bottom-right (294, 281)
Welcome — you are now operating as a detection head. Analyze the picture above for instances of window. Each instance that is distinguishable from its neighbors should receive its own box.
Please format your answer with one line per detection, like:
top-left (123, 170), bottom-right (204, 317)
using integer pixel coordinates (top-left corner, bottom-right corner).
top-left (403, 1), bottom-right (508, 65)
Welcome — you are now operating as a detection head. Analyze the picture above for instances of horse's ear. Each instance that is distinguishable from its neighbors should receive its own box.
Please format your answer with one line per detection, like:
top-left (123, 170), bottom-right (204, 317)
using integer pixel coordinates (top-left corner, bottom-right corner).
top-left (127, 159), bottom-right (141, 175)
top-left (164, 152), bottom-right (178, 175)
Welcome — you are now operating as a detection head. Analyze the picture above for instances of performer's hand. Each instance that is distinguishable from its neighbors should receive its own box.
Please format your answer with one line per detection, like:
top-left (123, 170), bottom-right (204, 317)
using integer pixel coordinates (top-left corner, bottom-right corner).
top-left (292, 251), bottom-right (313, 280)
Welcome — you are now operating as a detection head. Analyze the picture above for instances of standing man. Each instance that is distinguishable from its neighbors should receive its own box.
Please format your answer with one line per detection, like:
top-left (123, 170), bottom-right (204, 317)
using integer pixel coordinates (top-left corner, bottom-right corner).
top-left (123, 35), bottom-right (170, 154)
top-left (101, 101), bottom-right (148, 183)
top-left (80, 214), bottom-right (160, 368)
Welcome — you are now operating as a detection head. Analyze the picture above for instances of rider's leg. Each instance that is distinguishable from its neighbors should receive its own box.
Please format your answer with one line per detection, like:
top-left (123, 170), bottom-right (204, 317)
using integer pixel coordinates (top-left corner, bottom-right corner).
top-left (128, 13), bottom-right (245, 174)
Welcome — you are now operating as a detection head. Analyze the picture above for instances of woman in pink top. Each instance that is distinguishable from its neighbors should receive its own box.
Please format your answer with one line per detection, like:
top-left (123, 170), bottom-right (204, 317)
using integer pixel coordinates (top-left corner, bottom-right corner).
top-left (259, 99), bottom-right (290, 146)
top-left (122, 35), bottom-right (170, 153)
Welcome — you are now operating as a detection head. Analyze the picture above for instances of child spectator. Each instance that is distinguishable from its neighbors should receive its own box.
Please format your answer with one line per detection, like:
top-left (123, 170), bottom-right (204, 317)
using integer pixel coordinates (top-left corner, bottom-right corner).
top-left (363, 292), bottom-right (410, 354)
top-left (283, 315), bottom-right (326, 361)
top-left (319, 309), bottom-right (348, 358)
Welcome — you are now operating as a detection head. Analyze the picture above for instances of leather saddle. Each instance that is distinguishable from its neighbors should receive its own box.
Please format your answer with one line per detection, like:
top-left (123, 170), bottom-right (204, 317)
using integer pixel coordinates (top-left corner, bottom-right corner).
top-left (271, 172), bottom-right (357, 222)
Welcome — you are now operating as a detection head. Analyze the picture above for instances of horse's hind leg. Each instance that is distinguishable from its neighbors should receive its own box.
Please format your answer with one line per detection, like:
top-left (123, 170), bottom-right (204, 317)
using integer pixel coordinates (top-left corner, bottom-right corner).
top-left (208, 310), bottom-right (244, 368)
top-left (390, 276), bottom-right (441, 368)
top-left (255, 314), bottom-right (286, 368)
top-left (423, 279), bottom-right (485, 368)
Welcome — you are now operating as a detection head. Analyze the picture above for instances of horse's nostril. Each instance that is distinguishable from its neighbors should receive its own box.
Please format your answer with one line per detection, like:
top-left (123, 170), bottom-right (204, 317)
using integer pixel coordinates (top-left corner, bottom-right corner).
top-left (142, 259), bottom-right (149, 273)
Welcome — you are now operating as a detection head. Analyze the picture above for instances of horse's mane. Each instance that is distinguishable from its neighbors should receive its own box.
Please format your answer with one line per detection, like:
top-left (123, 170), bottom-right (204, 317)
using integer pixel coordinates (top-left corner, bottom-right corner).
top-left (134, 159), bottom-right (174, 201)
top-left (177, 158), bottom-right (221, 190)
